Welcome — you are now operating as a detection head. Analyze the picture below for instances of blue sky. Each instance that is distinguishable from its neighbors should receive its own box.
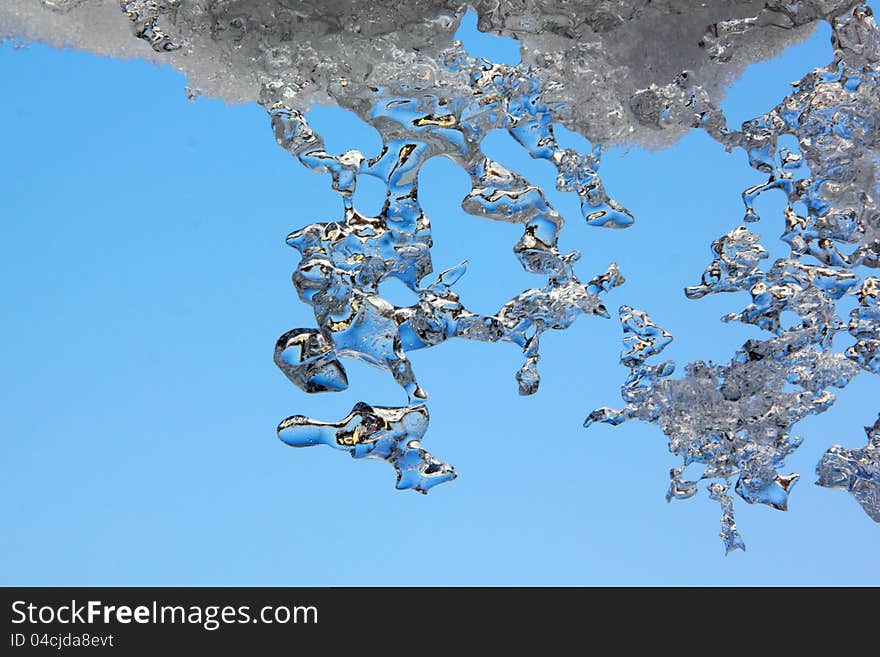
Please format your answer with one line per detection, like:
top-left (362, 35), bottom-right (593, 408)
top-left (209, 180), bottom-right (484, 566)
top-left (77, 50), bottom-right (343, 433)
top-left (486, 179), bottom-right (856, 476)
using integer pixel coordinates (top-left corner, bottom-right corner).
top-left (0, 16), bottom-right (877, 585)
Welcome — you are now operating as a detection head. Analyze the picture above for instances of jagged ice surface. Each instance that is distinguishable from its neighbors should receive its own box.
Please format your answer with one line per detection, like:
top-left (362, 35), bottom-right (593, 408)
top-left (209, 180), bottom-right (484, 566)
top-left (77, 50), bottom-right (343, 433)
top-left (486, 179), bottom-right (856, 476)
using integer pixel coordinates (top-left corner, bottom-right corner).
top-left (3, 0), bottom-right (878, 552)
top-left (0, 0), bottom-right (833, 146)
top-left (588, 6), bottom-right (880, 551)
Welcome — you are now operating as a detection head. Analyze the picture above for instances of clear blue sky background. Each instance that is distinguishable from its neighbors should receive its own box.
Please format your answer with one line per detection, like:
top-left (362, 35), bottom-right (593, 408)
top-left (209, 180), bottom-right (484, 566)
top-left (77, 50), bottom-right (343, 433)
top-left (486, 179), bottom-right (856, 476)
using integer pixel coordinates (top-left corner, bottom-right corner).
top-left (1, 14), bottom-right (877, 585)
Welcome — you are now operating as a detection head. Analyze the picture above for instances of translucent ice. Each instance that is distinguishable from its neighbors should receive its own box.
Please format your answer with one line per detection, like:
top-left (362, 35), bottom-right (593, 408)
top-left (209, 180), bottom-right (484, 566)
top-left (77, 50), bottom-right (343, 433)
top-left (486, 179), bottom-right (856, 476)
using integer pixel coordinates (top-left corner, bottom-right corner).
top-left (817, 414), bottom-right (880, 521)
top-left (278, 403), bottom-right (456, 493)
top-left (2, 1), bottom-right (878, 547)
top-left (267, 55), bottom-right (627, 486)
top-left (588, 6), bottom-right (880, 550)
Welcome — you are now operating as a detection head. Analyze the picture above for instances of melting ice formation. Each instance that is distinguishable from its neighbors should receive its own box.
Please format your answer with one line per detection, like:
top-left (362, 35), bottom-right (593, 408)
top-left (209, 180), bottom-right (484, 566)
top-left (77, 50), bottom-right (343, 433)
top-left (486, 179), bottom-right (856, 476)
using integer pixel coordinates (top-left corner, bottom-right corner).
top-left (3, 1), bottom-right (879, 551)
top-left (818, 414), bottom-right (880, 521)
top-left (585, 5), bottom-right (880, 551)
top-left (269, 60), bottom-right (629, 492)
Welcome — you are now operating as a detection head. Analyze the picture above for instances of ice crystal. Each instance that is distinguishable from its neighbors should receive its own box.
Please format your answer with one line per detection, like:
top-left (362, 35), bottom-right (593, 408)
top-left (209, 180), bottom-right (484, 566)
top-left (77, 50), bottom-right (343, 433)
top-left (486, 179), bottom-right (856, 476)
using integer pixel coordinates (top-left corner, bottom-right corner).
top-left (589, 5), bottom-right (880, 550)
top-left (268, 53), bottom-right (628, 485)
top-left (2, 0), bottom-right (878, 549)
top-left (817, 414), bottom-right (880, 520)
top-left (278, 403), bottom-right (456, 493)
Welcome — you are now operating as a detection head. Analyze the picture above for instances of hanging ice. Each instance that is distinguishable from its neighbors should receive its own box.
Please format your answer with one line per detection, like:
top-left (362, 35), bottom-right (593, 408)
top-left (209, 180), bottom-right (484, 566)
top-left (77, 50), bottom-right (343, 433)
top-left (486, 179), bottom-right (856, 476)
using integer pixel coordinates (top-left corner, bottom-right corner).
top-left (268, 56), bottom-right (627, 486)
top-left (587, 5), bottom-right (880, 551)
top-left (2, 0), bottom-right (878, 551)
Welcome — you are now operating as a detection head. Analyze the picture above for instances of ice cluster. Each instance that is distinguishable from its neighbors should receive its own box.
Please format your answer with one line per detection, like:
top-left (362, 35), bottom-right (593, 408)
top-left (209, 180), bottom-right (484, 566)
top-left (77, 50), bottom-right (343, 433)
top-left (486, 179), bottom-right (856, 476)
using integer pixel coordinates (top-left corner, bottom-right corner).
top-left (817, 414), bottom-right (880, 521)
top-left (269, 53), bottom-right (628, 491)
top-left (3, 0), bottom-right (878, 551)
top-left (587, 5), bottom-right (880, 550)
